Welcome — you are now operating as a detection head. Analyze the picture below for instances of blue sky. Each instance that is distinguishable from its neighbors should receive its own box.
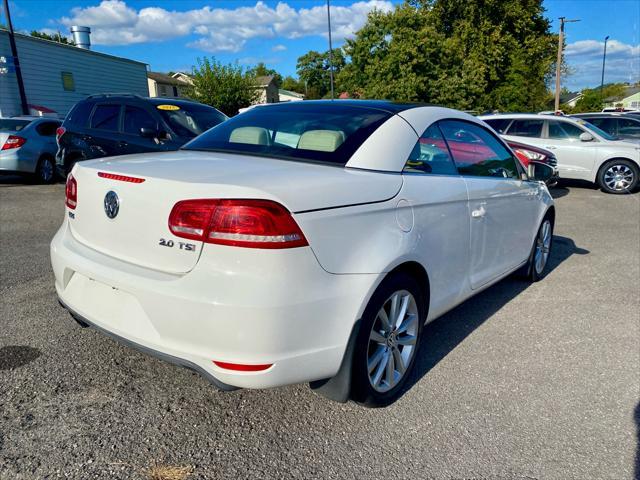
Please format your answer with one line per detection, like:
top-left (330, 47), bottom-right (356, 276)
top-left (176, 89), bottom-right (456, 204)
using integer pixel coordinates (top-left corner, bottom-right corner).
top-left (3, 0), bottom-right (639, 91)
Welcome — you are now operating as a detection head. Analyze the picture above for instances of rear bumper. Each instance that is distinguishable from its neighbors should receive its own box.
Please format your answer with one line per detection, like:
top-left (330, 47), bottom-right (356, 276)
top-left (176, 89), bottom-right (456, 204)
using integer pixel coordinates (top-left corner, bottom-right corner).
top-left (51, 220), bottom-right (380, 389)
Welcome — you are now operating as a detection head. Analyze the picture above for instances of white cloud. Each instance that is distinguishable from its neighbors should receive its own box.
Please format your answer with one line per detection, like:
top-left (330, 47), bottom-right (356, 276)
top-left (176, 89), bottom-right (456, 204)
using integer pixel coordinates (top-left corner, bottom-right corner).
top-left (564, 39), bottom-right (640, 89)
top-left (272, 44), bottom-right (287, 52)
top-left (55, 0), bottom-right (393, 52)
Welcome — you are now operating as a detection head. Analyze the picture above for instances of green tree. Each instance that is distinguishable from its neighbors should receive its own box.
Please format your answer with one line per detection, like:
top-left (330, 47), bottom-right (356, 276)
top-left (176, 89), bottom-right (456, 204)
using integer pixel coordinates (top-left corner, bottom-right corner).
top-left (248, 62), bottom-right (283, 87)
top-left (568, 84), bottom-right (627, 113)
top-left (185, 57), bottom-right (260, 116)
top-left (339, 0), bottom-right (557, 111)
top-left (296, 49), bottom-right (346, 99)
top-left (30, 30), bottom-right (75, 45)
top-left (281, 75), bottom-right (305, 94)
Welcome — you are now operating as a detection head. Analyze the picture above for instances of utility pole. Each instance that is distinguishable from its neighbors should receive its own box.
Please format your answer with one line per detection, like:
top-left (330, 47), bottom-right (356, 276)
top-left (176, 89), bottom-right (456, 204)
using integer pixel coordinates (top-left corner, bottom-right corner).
top-left (326, 0), bottom-right (335, 100)
top-left (600, 36), bottom-right (610, 105)
top-left (554, 16), bottom-right (580, 112)
top-left (2, 0), bottom-right (29, 115)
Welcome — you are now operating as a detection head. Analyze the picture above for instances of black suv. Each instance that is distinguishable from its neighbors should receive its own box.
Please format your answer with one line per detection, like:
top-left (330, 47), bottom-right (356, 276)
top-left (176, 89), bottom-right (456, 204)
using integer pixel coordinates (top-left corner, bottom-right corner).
top-left (56, 94), bottom-right (227, 175)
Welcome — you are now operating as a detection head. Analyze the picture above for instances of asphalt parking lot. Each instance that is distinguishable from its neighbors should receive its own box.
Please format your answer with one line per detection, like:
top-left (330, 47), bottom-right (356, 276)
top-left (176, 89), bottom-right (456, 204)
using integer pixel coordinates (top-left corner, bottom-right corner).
top-left (0, 178), bottom-right (638, 480)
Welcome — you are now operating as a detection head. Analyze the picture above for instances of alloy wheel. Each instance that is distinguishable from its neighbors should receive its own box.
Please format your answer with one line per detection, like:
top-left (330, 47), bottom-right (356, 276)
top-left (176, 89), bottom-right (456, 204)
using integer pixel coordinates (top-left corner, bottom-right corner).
top-left (603, 164), bottom-right (634, 192)
top-left (534, 220), bottom-right (552, 274)
top-left (367, 290), bottom-right (418, 393)
top-left (39, 159), bottom-right (54, 183)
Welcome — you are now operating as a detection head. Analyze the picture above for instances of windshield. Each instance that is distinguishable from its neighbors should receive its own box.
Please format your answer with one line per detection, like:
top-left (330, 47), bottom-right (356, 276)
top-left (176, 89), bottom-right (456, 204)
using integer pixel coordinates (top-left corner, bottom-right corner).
top-left (156, 104), bottom-right (227, 138)
top-left (575, 119), bottom-right (618, 140)
top-left (183, 103), bottom-right (392, 165)
top-left (0, 119), bottom-right (31, 132)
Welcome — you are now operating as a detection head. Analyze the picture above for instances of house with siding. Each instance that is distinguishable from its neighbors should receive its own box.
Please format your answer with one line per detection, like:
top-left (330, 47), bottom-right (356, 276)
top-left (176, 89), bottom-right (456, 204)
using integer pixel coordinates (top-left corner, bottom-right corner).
top-left (0, 28), bottom-right (148, 118)
top-left (147, 71), bottom-right (190, 98)
top-left (603, 86), bottom-right (640, 111)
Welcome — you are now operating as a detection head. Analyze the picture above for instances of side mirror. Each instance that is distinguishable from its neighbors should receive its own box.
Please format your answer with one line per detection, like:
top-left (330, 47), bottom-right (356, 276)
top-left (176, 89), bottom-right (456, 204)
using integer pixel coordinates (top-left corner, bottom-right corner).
top-left (527, 161), bottom-right (556, 183)
top-left (579, 132), bottom-right (594, 142)
top-left (140, 127), bottom-right (158, 138)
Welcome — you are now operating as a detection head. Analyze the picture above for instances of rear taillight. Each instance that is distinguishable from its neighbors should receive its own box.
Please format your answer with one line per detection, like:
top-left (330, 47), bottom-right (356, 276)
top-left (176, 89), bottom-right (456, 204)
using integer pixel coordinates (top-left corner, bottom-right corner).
top-left (65, 174), bottom-right (77, 209)
top-left (168, 199), bottom-right (308, 249)
top-left (1, 135), bottom-right (26, 150)
top-left (56, 127), bottom-right (66, 143)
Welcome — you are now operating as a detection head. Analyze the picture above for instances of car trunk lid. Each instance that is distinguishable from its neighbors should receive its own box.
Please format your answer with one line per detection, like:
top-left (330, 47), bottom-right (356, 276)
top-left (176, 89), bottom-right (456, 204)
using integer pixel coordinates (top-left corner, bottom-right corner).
top-left (68, 151), bottom-right (402, 273)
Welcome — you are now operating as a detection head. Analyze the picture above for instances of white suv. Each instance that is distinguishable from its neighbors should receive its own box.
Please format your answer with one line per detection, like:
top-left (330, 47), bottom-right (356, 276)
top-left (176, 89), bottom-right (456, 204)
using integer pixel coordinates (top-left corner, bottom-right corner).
top-left (480, 114), bottom-right (640, 193)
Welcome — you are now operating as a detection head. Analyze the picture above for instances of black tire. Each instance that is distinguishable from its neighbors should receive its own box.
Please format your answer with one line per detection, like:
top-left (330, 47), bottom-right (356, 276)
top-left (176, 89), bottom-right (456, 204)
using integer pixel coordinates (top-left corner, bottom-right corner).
top-left (597, 159), bottom-right (639, 194)
top-left (519, 215), bottom-right (554, 282)
top-left (34, 156), bottom-right (56, 184)
top-left (351, 272), bottom-right (426, 407)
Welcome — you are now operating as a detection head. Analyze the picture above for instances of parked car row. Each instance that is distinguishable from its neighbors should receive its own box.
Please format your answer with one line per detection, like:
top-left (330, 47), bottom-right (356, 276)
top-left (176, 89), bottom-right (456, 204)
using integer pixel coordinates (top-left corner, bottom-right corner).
top-left (480, 113), bottom-right (640, 194)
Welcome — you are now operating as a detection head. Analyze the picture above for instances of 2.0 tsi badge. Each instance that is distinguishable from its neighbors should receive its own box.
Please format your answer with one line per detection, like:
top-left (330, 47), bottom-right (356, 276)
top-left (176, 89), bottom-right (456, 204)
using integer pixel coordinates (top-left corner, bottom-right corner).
top-left (104, 191), bottom-right (120, 219)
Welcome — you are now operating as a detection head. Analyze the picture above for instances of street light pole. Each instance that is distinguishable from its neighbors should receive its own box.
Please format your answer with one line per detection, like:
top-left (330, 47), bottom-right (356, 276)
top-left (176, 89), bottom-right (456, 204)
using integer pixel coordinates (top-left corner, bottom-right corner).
top-left (554, 16), bottom-right (580, 112)
top-left (326, 0), bottom-right (335, 100)
top-left (600, 35), bottom-right (610, 105)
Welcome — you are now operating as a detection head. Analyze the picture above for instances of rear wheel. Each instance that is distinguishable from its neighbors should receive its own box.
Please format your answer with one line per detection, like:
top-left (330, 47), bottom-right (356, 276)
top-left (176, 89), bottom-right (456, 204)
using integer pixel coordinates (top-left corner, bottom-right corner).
top-left (35, 156), bottom-right (55, 184)
top-left (351, 272), bottom-right (425, 407)
top-left (597, 159), bottom-right (639, 194)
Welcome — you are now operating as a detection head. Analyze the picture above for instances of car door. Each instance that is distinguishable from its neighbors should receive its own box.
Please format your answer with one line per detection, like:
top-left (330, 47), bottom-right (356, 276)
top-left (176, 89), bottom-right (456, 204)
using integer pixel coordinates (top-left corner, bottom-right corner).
top-left (439, 119), bottom-right (538, 290)
top-left (401, 123), bottom-right (470, 315)
top-left (87, 103), bottom-right (125, 159)
top-left (542, 119), bottom-right (597, 180)
top-left (34, 120), bottom-right (61, 158)
top-left (121, 104), bottom-right (173, 154)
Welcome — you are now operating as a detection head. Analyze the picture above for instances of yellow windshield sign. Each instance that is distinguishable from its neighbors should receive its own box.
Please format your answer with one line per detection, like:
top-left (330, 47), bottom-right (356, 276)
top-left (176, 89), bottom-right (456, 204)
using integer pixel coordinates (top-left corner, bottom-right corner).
top-left (157, 104), bottom-right (180, 111)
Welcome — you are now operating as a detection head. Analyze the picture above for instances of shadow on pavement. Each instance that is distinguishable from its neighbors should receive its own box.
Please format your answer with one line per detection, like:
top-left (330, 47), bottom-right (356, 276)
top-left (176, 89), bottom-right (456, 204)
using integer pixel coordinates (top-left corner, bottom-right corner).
top-left (0, 346), bottom-right (41, 370)
top-left (399, 235), bottom-right (590, 400)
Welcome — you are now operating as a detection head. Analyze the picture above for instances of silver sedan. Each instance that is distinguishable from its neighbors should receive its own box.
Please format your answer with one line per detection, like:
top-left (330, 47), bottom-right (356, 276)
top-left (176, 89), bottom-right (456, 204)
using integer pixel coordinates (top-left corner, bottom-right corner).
top-left (0, 116), bottom-right (61, 183)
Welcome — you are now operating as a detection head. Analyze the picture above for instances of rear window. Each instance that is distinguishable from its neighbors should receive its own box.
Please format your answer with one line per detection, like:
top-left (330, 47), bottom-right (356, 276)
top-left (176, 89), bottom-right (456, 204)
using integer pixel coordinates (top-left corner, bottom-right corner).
top-left (183, 104), bottom-right (392, 165)
top-left (65, 101), bottom-right (94, 127)
top-left (0, 119), bottom-right (31, 132)
top-left (155, 103), bottom-right (227, 138)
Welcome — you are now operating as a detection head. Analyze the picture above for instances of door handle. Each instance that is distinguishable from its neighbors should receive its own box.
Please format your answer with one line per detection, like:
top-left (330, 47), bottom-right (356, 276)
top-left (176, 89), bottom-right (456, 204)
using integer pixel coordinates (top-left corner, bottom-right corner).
top-left (118, 141), bottom-right (128, 147)
top-left (544, 145), bottom-right (557, 150)
top-left (471, 206), bottom-right (486, 218)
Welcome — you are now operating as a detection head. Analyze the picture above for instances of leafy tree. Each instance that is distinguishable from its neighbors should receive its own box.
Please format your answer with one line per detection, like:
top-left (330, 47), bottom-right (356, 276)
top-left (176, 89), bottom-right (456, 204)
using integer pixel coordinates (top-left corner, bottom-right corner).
top-left (248, 62), bottom-right (282, 87)
top-left (30, 30), bottom-right (75, 45)
top-left (568, 84), bottom-right (628, 113)
top-left (339, 0), bottom-right (557, 112)
top-left (185, 57), bottom-right (259, 116)
top-left (296, 49), bottom-right (346, 99)
top-left (281, 76), bottom-right (305, 94)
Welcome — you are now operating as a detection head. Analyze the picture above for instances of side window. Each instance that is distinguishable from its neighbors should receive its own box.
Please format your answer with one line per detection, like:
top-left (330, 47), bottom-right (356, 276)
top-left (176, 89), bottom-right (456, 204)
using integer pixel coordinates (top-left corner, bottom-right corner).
top-left (586, 117), bottom-right (612, 132)
top-left (439, 120), bottom-right (519, 179)
top-left (90, 104), bottom-right (120, 131)
top-left (123, 106), bottom-right (157, 135)
top-left (548, 120), bottom-right (584, 139)
top-left (484, 118), bottom-right (512, 134)
top-left (36, 122), bottom-right (60, 136)
top-left (506, 119), bottom-right (544, 138)
top-left (403, 124), bottom-right (458, 175)
top-left (618, 119), bottom-right (640, 136)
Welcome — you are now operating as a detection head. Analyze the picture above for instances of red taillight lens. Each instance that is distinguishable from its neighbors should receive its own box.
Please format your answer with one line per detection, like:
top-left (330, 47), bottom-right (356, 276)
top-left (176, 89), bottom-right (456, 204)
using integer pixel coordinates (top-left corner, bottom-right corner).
top-left (65, 174), bottom-right (77, 209)
top-left (168, 199), bottom-right (308, 249)
top-left (513, 149), bottom-right (530, 167)
top-left (56, 126), bottom-right (66, 142)
top-left (1, 135), bottom-right (26, 150)
top-left (213, 361), bottom-right (273, 372)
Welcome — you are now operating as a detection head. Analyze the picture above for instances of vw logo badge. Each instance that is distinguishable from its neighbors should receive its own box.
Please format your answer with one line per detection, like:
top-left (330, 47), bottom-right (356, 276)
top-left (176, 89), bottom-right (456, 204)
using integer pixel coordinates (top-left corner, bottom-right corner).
top-left (104, 190), bottom-right (120, 219)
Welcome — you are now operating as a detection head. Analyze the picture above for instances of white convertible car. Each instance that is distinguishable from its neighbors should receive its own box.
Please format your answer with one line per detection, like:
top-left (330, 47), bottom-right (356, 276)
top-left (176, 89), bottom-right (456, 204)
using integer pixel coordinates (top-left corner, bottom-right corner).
top-left (51, 101), bottom-right (555, 406)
